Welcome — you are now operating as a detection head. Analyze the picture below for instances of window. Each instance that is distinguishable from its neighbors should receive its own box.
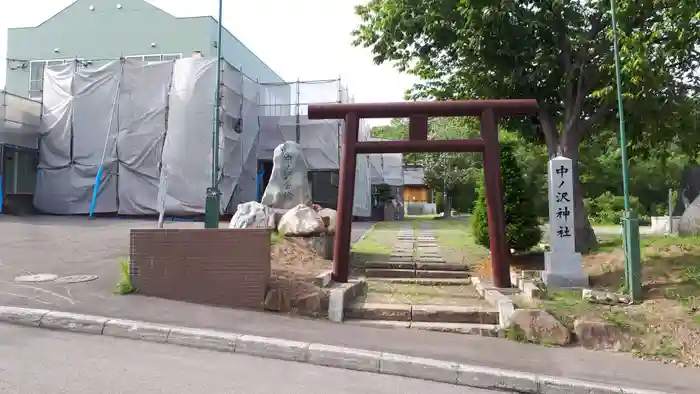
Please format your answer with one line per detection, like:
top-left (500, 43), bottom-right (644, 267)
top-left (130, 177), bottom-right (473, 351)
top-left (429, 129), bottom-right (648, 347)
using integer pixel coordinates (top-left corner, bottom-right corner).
top-left (143, 55), bottom-right (162, 63)
top-left (28, 59), bottom-right (75, 100)
top-left (162, 54), bottom-right (182, 61)
top-left (125, 53), bottom-right (182, 64)
top-left (29, 62), bottom-right (45, 99)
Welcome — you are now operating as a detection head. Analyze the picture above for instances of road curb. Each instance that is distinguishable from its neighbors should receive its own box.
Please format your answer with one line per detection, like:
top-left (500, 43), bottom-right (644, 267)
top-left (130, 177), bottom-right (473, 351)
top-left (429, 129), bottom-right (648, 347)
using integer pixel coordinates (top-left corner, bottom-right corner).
top-left (0, 306), bottom-right (669, 394)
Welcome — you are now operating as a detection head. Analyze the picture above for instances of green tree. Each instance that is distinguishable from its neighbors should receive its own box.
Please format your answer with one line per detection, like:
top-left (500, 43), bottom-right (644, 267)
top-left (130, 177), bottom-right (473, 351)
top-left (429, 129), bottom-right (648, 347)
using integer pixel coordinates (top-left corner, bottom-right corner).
top-left (372, 117), bottom-right (483, 215)
top-left (419, 118), bottom-right (481, 215)
top-left (472, 142), bottom-right (542, 251)
top-left (353, 0), bottom-right (700, 252)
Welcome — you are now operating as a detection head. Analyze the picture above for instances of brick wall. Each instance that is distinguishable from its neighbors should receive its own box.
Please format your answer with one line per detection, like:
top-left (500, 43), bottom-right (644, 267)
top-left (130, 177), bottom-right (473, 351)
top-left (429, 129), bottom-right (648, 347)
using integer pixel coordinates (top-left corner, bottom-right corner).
top-left (130, 228), bottom-right (271, 310)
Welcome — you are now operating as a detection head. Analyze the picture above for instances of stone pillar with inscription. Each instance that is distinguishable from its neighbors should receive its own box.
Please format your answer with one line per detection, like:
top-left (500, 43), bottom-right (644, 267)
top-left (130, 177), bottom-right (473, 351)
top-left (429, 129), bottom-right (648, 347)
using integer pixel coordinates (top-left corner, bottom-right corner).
top-left (543, 156), bottom-right (589, 288)
top-left (261, 142), bottom-right (312, 210)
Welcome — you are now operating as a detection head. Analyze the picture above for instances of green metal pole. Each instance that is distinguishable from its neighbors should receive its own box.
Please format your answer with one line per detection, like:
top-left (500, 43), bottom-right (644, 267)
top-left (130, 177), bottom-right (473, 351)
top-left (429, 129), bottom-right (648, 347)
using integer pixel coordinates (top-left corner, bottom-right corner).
top-left (204, 0), bottom-right (224, 228)
top-left (610, 0), bottom-right (642, 301)
top-left (610, 0), bottom-right (630, 211)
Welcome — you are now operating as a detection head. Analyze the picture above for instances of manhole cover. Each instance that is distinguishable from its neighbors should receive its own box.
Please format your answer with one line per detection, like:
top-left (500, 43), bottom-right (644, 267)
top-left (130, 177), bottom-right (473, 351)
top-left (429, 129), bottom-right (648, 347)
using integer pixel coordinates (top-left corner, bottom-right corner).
top-left (54, 275), bottom-right (99, 284)
top-left (14, 274), bottom-right (59, 283)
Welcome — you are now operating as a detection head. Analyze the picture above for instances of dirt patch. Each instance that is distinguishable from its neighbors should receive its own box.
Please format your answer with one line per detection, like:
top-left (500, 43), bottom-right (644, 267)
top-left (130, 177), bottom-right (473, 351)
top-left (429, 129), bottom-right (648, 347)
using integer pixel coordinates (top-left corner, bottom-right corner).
top-left (473, 258), bottom-right (494, 281)
top-left (265, 237), bottom-right (332, 317)
top-left (474, 252), bottom-right (544, 282)
top-left (271, 236), bottom-right (331, 280)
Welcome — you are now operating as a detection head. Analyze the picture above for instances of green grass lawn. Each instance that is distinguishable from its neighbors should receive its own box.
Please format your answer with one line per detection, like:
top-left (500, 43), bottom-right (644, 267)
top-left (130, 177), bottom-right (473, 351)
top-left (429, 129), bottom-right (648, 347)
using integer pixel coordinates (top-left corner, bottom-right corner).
top-left (536, 235), bottom-right (700, 365)
top-left (351, 218), bottom-right (489, 267)
top-left (428, 219), bottom-right (489, 265)
top-left (351, 222), bottom-right (402, 263)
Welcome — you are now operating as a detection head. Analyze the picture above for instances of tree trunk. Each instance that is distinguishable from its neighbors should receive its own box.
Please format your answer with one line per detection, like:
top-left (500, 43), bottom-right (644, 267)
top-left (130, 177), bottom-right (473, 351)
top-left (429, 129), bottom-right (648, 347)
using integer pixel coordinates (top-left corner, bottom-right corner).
top-left (540, 109), bottom-right (598, 253)
top-left (443, 188), bottom-right (452, 217)
top-left (559, 141), bottom-right (598, 253)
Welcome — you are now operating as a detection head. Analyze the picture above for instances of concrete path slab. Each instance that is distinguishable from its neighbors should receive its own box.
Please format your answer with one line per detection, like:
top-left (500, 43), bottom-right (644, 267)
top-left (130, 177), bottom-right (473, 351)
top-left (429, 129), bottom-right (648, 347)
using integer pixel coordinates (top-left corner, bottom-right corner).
top-left (346, 303), bottom-right (499, 325)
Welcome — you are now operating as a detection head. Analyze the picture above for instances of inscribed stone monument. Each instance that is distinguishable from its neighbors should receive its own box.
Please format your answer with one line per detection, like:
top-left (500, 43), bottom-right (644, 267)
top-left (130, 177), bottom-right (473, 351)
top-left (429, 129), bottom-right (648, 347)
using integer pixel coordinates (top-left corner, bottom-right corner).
top-left (261, 141), bottom-right (312, 210)
top-left (542, 156), bottom-right (588, 288)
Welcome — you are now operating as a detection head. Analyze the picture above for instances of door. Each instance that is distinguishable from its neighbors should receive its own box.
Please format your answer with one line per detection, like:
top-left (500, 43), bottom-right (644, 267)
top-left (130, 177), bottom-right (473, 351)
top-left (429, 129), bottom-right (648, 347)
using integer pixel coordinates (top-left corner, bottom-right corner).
top-left (2, 146), bottom-right (15, 195)
top-left (1, 146), bottom-right (38, 195)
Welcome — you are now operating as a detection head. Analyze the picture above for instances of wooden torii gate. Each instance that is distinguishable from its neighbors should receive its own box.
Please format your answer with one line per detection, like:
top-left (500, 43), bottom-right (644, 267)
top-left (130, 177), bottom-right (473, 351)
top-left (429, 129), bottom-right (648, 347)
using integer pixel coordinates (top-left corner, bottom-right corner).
top-left (307, 100), bottom-right (539, 288)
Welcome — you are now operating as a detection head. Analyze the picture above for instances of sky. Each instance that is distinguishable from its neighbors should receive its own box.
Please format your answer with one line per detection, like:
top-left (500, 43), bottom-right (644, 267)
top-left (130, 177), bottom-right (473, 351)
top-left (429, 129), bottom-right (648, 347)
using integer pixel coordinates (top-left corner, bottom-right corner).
top-left (0, 0), bottom-right (418, 125)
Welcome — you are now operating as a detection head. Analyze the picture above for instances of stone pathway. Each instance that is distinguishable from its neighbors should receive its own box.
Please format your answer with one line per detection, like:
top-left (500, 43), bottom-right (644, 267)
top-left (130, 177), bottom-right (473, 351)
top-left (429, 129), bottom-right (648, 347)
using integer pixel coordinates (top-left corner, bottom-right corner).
top-left (357, 225), bottom-right (470, 282)
top-left (348, 223), bottom-right (498, 336)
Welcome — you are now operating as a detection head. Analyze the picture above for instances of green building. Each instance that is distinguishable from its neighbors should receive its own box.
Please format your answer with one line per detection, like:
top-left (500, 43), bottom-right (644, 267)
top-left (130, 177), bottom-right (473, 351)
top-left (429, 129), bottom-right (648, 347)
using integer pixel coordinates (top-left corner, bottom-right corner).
top-left (4, 0), bottom-right (284, 100)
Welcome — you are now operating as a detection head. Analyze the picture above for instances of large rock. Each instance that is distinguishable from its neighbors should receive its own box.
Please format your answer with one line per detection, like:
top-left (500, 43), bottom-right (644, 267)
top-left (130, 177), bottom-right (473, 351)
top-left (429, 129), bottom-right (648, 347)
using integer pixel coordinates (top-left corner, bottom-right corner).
top-left (574, 318), bottom-right (634, 351)
top-left (318, 208), bottom-right (337, 234)
top-left (264, 276), bottom-right (328, 317)
top-left (673, 165), bottom-right (700, 216)
top-left (261, 142), bottom-right (311, 210)
top-left (679, 194), bottom-right (700, 236)
top-left (229, 201), bottom-right (275, 229)
top-left (277, 204), bottom-right (327, 236)
top-left (508, 309), bottom-right (571, 346)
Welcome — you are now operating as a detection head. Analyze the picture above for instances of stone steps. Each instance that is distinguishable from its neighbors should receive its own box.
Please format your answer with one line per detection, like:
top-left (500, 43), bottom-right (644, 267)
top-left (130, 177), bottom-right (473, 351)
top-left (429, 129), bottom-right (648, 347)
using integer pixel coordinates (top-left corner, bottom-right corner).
top-left (359, 268), bottom-right (471, 279)
top-left (344, 319), bottom-right (500, 337)
top-left (356, 261), bottom-right (469, 272)
top-left (360, 277), bottom-right (473, 286)
top-left (344, 302), bottom-right (499, 324)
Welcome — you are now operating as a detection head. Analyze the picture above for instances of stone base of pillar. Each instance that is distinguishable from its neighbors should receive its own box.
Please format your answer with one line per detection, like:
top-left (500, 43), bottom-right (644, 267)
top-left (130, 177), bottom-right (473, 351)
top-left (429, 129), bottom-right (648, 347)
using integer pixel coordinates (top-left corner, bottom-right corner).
top-left (542, 251), bottom-right (589, 288)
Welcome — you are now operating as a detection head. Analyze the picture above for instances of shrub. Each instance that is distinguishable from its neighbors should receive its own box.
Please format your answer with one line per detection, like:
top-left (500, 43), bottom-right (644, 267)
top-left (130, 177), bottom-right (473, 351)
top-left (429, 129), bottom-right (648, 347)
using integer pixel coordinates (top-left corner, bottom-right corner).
top-left (116, 259), bottom-right (136, 295)
top-left (586, 192), bottom-right (644, 224)
top-left (472, 142), bottom-right (542, 251)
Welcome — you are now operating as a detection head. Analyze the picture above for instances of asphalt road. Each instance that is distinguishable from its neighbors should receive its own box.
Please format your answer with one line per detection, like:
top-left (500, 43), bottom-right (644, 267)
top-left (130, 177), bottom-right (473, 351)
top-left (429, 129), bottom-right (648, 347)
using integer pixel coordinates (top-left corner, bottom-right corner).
top-left (0, 325), bottom-right (505, 394)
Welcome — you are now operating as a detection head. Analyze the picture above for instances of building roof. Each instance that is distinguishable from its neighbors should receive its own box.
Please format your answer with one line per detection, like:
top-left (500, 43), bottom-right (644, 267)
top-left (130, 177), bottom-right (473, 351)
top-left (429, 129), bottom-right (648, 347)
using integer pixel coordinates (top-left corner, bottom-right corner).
top-left (9, 0), bottom-right (285, 83)
top-left (12, 0), bottom-right (171, 29)
top-left (403, 166), bottom-right (426, 186)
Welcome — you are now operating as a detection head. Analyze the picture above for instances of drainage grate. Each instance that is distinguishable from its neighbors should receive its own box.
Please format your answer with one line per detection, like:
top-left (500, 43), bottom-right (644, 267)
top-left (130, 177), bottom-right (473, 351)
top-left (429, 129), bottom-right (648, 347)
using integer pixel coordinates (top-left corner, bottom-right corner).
top-left (14, 274), bottom-right (59, 283)
top-left (54, 275), bottom-right (99, 284)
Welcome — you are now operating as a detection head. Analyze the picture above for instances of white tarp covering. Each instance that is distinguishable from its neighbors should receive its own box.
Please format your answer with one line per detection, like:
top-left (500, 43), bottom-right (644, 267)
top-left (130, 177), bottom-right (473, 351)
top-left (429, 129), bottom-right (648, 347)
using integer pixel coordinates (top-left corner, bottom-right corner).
top-left (367, 137), bottom-right (404, 187)
top-left (159, 58), bottom-right (219, 214)
top-left (35, 61), bottom-right (121, 214)
top-left (33, 58), bottom-right (372, 217)
top-left (36, 59), bottom-right (171, 214)
top-left (369, 154), bottom-right (384, 184)
top-left (227, 75), bottom-right (263, 207)
top-left (117, 60), bottom-right (173, 214)
top-left (158, 58), bottom-right (261, 214)
top-left (353, 118), bottom-right (372, 217)
top-left (257, 115), bottom-right (340, 170)
top-left (381, 153), bottom-right (404, 186)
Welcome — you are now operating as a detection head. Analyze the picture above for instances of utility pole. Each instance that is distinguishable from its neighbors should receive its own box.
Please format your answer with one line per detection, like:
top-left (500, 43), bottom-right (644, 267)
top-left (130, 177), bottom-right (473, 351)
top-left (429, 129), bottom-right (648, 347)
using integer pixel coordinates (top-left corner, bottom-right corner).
top-left (204, 0), bottom-right (224, 228)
